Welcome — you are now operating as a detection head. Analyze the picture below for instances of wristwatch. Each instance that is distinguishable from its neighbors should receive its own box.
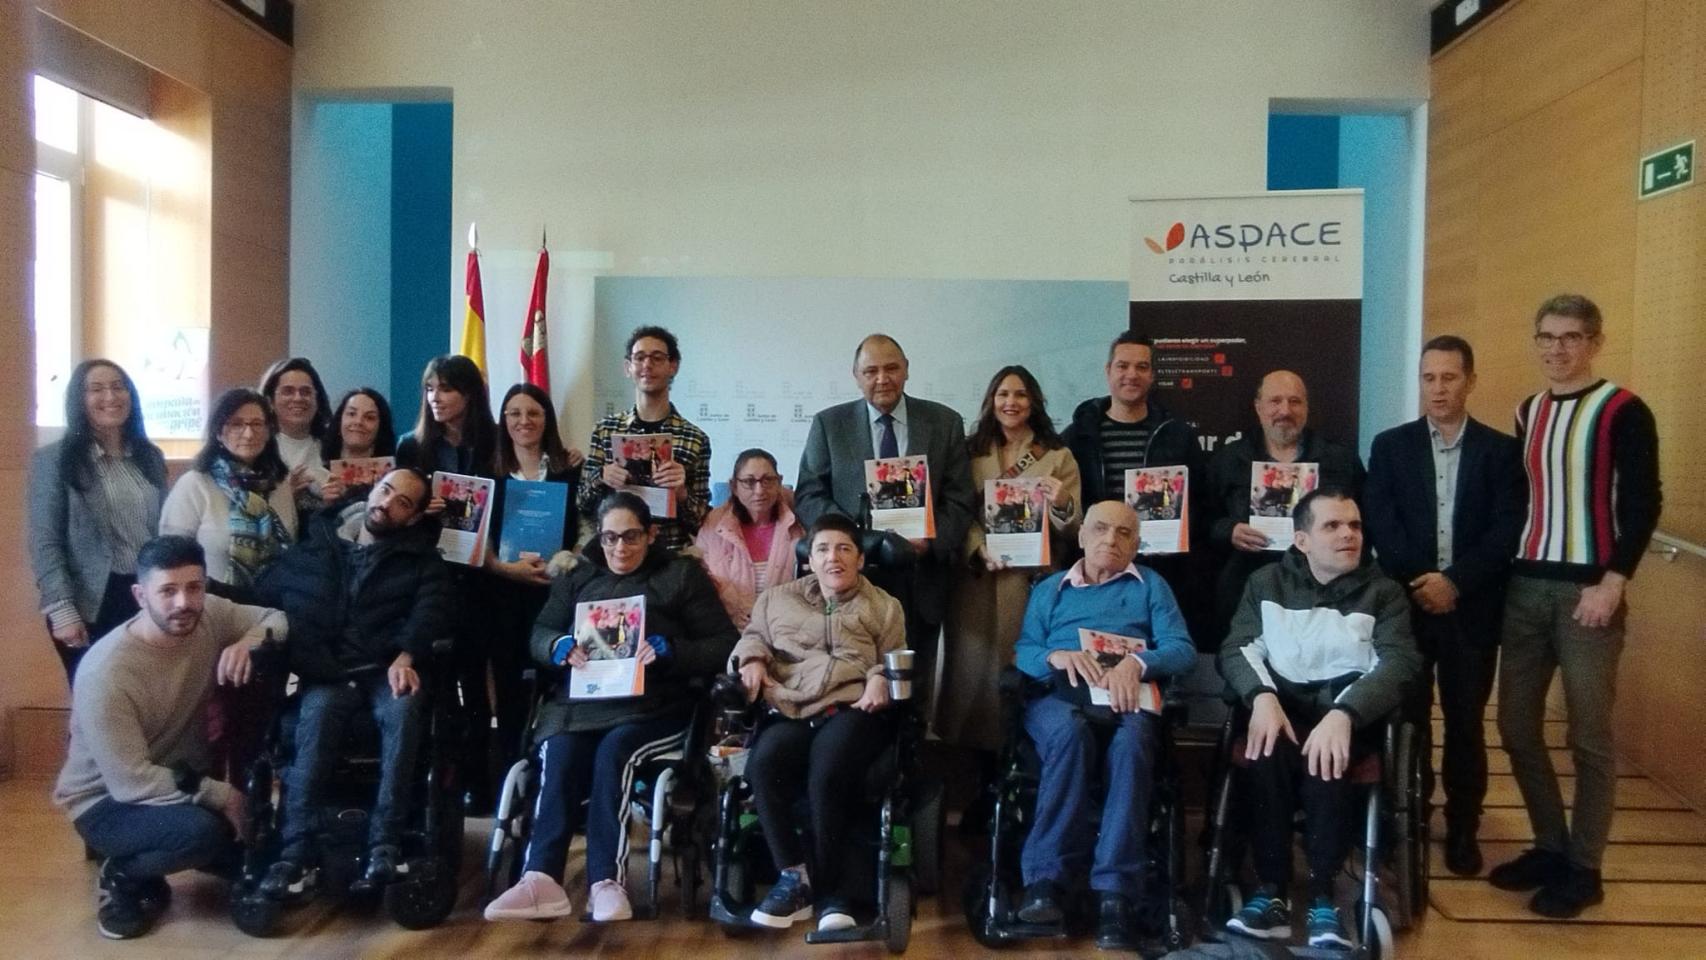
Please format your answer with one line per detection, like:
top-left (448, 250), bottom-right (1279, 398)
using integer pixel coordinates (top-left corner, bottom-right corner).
top-left (173, 766), bottom-right (203, 796)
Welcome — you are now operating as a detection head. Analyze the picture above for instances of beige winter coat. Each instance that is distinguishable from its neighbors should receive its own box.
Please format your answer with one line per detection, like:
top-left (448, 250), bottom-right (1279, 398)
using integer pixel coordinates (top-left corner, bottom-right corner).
top-left (729, 574), bottom-right (906, 719)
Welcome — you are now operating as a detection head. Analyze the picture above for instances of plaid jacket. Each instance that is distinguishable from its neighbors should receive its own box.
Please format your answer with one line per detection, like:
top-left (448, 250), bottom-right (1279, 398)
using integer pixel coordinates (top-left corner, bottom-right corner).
top-left (578, 404), bottom-right (712, 553)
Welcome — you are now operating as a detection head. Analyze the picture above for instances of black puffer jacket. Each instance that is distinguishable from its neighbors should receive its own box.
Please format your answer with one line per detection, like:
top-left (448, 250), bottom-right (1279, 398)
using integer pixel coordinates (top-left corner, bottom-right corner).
top-left (254, 503), bottom-right (452, 683)
top-left (530, 542), bottom-right (738, 738)
top-left (1061, 395), bottom-right (1201, 506)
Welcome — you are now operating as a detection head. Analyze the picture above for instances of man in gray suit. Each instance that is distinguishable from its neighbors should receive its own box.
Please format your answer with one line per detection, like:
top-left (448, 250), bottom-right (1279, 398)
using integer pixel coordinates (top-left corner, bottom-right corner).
top-left (794, 334), bottom-right (976, 717)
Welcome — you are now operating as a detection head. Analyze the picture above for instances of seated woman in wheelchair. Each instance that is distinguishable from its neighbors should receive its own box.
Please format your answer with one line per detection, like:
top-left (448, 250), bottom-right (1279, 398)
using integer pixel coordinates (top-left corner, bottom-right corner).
top-left (484, 491), bottom-right (737, 924)
top-left (1009, 499), bottom-right (1195, 950)
top-left (730, 512), bottom-right (906, 934)
top-left (1217, 489), bottom-right (1420, 950)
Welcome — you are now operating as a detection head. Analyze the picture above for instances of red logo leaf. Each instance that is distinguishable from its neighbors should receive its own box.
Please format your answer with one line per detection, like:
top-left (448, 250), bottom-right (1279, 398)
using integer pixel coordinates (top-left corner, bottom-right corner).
top-left (1165, 222), bottom-right (1184, 251)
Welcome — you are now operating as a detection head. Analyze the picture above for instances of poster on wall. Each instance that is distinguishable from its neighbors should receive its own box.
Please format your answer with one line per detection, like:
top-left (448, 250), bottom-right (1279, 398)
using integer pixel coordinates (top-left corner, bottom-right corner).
top-left (1128, 190), bottom-right (1364, 456)
top-left (136, 327), bottom-right (210, 440)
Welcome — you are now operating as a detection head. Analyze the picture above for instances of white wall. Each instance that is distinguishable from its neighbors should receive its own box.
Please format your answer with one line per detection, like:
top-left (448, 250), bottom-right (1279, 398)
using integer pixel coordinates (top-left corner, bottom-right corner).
top-left (292, 0), bottom-right (1429, 442)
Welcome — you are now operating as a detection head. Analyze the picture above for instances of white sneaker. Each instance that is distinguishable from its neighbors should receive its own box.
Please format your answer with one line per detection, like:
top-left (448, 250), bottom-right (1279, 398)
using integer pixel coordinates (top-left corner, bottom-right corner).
top-left (589, 879), bottom-right (633, 922)
top-left (484, 870), bottom-right (574, 921)
top-left (817, 909), bottom-right (856, 932)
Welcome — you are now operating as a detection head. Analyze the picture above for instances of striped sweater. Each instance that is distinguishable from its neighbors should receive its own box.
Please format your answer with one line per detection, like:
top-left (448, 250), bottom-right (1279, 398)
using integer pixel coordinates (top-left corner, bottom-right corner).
top-left (1513, 380), bottom-right (1661, 583)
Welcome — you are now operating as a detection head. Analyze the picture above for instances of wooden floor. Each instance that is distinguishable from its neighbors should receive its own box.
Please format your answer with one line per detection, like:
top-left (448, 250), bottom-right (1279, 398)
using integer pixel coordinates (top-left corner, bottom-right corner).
top-left (4, 761), bottom-right (1706, 960)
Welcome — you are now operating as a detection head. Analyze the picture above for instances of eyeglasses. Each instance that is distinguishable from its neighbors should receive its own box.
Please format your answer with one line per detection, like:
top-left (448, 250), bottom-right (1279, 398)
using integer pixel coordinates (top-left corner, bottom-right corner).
top-left (1534, 331), bottom-right (1590, 349)
top-left (734, 476), bottom-right (780, 490)
top-left (627, 351), bottom-right (673, 367)
top-left (598, 529), bottom-right (648, 547)
top-left (222, 419), bottom-right (269, 435)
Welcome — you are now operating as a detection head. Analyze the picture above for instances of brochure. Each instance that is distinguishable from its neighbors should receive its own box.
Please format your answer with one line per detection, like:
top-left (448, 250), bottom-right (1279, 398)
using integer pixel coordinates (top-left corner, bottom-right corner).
top-left (864, 456), bottom-right (934, 539)
top-left (611, 433), bottom-right (677, 519)
top-left (1248, 461), bottom-right (1319, 549)
top-left (1077, 628), bottom-right (1162, 714)
top-left (564, 595), bottom-right (646, 700)
top-left (328, 456), bottom-right (395, 489)
top-left (431, 471), bottom-right (495, 566)
top-left (498, 478), bottom-right (570, 562)
top-left (983, 477), bottom-right (1050, 567)
top-left (1125, 465), bottom-right (1190, 555)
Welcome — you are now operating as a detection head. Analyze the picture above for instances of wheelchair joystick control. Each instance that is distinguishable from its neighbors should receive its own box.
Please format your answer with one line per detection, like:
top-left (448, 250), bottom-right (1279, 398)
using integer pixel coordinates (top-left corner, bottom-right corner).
top-left (884, 649), bottom-right (915, 702)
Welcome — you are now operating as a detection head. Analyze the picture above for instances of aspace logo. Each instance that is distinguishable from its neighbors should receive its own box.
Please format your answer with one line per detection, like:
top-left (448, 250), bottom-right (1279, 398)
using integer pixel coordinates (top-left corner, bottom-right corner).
top-left (1144, 219), bottom-right (1343, 255)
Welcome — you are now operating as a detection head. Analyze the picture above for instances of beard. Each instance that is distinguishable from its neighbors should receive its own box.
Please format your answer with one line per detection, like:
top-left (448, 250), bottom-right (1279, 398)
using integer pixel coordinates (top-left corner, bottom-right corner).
top-left (145, 602), bottom-right (201, 638)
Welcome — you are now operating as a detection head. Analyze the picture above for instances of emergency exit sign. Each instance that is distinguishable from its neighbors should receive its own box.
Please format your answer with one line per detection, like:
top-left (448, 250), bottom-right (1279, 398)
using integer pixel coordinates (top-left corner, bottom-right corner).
top-left (1639, 141), bottom-right (1693, 199)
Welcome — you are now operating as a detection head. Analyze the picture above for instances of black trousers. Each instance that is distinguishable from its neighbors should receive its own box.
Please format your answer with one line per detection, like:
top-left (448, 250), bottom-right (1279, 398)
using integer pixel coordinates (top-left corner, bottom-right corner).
top-left (1245, 695), bottom-right (1377, 899)
top-left (50, 573), bottom-right (139, 687)
top-left (1404, 609), bottom-right (1498, 831)
top-left (746, 708), bottom-right (898, 901)
top-left (450, 570), bottom-right (504, 801)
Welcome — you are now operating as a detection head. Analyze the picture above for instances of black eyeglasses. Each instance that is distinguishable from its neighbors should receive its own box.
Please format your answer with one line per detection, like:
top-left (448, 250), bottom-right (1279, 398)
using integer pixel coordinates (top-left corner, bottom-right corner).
top-left (734, 476), bottom-right (780, 490)
top-left (598, 529), bottom-right (648, 547)
top-left (1533, 331), bottom-right (1590, 349)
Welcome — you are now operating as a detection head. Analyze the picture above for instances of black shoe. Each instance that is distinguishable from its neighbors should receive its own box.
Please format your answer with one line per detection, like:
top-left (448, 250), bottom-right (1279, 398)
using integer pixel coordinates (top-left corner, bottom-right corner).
top-left (1529, 865), bottom-right (1604, 919)
top-left (1224, 884), bottom-right (1291, 941)
top-left (1016, 879), bottom-right (1065, 925)
top-left (750, 867), bottom-right (813, 929)
top-left (1444, 825), bottom-right (1484, 876)
top-left (1095, 892), bottom-right (1138, 951)
top-left (363, 845), bottom-right (402, 887)
top-left (1303, 895), bottom-right (1353, 951)
top-left (1488, 847), bottom-right (1569, 892)
top-left (96, 862), bottom-right (152, 940)
top-left (259, 860), bottom-right (313, 900)
top-left (137, 876), bottom-right (172, 918)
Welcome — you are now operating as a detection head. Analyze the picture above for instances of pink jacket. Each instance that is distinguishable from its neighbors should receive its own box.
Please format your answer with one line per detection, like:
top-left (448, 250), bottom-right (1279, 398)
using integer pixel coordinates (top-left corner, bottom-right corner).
top-left (694, 491), bottom-right (803, 628)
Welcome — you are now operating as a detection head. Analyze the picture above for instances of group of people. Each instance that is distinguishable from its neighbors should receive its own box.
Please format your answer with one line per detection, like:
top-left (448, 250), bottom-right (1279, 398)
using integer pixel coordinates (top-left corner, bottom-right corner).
top-left (33, 293), bottom-right (1660, 950)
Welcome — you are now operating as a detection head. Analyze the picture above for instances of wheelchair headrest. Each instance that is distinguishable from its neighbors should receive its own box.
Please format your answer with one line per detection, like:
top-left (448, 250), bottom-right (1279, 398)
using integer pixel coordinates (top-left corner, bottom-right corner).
top-left (793, 528), bottom-right (917, 573)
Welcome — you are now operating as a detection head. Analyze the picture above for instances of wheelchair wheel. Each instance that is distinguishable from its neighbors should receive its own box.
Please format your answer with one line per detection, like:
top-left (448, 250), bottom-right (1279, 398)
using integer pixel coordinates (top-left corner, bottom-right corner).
top-left (910, 778), bottom-right (944, 897)
top-left (1391, 723), bottom-right (1427, 928)
top-left (961, 864), bottom-right (1008, 949)
top-left (231, 887), bottom-right (283, 938)
top-left (1356, 900), bottom-right (1397, 960)
top-left (885, 873), bottom-right (913, 954)
top-left (386, 865), bottom-right (458, 930)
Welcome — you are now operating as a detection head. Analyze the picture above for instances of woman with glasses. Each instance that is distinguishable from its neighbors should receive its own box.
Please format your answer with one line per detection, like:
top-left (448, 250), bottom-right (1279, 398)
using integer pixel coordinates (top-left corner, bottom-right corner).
top-left (485, 491), bottom-right (736, 924)
top-left (694, 448), bottom-right (803, 627)
top-left (316, 387), bottom-right (399, 504)
top-left (28, 360), bottom-right (168, 685)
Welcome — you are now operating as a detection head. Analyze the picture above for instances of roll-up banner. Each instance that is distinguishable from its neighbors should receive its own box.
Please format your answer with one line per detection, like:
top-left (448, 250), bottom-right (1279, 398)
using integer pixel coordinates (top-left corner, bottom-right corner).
top-left (1129, 189), bottom-right (1364, 455)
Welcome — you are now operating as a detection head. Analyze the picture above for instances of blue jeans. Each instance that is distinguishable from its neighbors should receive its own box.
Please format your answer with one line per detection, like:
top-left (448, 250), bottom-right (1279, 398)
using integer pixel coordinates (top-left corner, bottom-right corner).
top-left (1020, 695), bottom-right (1158, 899)
top-left (523, 713), bottom-right (688, 887)
top-left (75, 797), bottom-right (233, 878)
top-left (281, 672), bottom-right (425, 859)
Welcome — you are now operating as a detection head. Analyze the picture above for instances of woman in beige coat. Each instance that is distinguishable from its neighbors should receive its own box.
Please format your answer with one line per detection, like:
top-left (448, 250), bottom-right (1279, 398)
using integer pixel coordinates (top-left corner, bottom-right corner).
top-left (942, 365), bottom-right (1081, 757)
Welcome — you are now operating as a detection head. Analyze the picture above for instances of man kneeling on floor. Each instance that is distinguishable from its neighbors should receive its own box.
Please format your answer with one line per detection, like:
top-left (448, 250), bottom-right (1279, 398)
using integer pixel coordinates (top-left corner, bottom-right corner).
top-left (256, 467), bottom-right (450, 897)
top-left (1011, 500), bottom-right (1196, 950)
top-left (54, 535), bottom-right (287, 940)
top-left (1219, 489), bottom-right (1420, 950)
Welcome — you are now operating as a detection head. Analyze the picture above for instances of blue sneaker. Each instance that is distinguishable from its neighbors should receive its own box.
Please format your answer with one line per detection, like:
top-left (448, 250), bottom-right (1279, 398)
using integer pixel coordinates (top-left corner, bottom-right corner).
top-left (1305, 896), bottom-right (1353, 951)
top-left (751, 868), bottom-right (813, 929)
top-left (1225, 884), bottom-right (1291, 940)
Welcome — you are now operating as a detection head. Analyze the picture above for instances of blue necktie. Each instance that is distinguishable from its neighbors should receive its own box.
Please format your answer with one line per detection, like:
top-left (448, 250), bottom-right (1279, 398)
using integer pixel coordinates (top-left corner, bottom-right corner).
top-left (877, 413), bottom-right (898, 459)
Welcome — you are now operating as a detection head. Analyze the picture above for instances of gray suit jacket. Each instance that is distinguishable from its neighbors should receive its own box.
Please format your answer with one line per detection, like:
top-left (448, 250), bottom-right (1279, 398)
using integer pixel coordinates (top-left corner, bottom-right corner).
top-left (28, 440), bottom-right (166, 623)
top-left (794, 395), bottom-right (976, 623)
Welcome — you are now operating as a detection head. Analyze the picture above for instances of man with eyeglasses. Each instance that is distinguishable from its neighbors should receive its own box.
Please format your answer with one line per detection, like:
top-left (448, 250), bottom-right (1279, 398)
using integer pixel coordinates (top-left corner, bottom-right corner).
top-left (1485, 294), bottom-right (1661, 919)
top-left (578, 326), bottom-right (712, 553)
top-left (794, 334), bottom-right (976, 719)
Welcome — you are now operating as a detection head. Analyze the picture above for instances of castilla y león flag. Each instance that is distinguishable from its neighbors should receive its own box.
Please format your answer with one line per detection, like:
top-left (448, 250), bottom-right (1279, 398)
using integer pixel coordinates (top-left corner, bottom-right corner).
top-left (460, 222), bottom-right (487, 375)
top-left (520, 241), bottom-right (550, 392)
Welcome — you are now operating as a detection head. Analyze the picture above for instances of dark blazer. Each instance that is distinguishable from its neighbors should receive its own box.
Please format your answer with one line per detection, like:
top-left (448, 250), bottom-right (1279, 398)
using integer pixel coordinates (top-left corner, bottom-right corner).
top-left (1363, 416), bottom-right (1524, 643)
top-left (793, 394), bottom-right (976, 624)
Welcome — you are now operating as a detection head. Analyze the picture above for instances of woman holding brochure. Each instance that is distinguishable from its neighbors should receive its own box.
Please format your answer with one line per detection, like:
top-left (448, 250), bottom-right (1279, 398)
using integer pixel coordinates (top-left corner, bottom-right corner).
top-left (942, 366), bottom-right (1080, 757)
top-left (695, 448), bottom-right (804, 628)
top-left (317, 387), bottom-right (398, 504)
top-left (485, 491), bottom-right (736, 924)
top-left (486, 383), bottom-right (582, 788)
top-left (260, 357), bottom-right (334, 515)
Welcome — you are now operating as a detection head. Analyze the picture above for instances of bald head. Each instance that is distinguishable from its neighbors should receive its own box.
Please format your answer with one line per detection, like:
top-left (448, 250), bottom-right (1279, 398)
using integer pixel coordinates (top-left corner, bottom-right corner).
top-left (1255, 369), bottom-right (1309, 449)
top-left (1079, 500), bottom-right (1140, 582)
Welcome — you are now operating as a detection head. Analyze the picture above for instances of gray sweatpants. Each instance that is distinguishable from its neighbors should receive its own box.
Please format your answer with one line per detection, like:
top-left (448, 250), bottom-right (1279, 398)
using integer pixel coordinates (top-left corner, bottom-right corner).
top-left (1497, 575), bottom-right (1625, 870)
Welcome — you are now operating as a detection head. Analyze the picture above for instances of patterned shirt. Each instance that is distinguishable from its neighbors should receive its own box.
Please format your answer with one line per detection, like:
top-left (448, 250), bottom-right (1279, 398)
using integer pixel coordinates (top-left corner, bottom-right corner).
top-left (45, 445), bottom-right (160, 631)
top-left (1099, 416), bottom-right (1153, 500)
top-left (578, 404), bottom-right (712, 553)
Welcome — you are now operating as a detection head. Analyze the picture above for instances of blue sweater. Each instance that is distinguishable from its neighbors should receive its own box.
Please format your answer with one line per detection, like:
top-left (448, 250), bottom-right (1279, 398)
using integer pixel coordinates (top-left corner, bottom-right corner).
top-left (1014, 566), bottom-right (1196, 682)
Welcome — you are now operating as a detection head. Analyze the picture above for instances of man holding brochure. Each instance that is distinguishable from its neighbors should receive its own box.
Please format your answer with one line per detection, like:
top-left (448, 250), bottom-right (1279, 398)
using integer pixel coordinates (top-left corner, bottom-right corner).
top-left (794, 333), bottom-right (976, 718)
top-left (1010, 500), bottom-right (1195, 950)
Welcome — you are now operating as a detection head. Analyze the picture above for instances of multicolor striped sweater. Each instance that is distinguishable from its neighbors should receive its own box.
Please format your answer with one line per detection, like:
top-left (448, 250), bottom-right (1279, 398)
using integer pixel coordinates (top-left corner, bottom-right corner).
top-left (1513, 380), bottom-right (1661, 583)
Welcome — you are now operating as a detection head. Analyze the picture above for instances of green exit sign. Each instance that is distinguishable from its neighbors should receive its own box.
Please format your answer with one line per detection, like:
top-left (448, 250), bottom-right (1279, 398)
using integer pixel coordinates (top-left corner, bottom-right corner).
top-left (1639, 140), bottom-right (1693, 199)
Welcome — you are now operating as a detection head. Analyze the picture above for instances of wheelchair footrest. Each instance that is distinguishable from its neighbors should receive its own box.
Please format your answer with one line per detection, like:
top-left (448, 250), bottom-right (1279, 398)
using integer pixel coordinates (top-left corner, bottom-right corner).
top-left (804, 922), bottom-right (882, 945)
top-left (999, 920), bottom-right (1069, 940)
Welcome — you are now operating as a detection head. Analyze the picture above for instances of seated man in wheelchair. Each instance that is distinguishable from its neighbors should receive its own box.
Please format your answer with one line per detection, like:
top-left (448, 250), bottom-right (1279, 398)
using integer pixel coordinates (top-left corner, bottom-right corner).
top-left (1010, 499), bottom-right (1195, 950)
top-left (1218, 488), bottom-right (1420, 950)
top-left (485, 491), bottom-right (737, 923)
top-left (255, 466), bottom-right (452, 897)
top-left (730, 512), bottom-right (907, 933)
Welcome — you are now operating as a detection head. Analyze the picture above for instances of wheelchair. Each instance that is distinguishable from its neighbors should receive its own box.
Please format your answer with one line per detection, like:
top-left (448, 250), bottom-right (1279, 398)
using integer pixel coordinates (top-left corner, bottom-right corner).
top-left (228, 638), bottom-right (466, 936)
top-left (705, 650), bottom-right (943, 955)
top-left (1198, 700), bottom-right (1429, 960)
top-left (482, 670), bottom-right (720, 920)
top-left (961, 666), bottom-right (1193, 954)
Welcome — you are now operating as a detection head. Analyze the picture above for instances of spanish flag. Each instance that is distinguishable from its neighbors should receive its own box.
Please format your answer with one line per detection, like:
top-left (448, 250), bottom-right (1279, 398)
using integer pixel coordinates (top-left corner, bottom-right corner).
top-left (460, 222), bottom-right (487, 376)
